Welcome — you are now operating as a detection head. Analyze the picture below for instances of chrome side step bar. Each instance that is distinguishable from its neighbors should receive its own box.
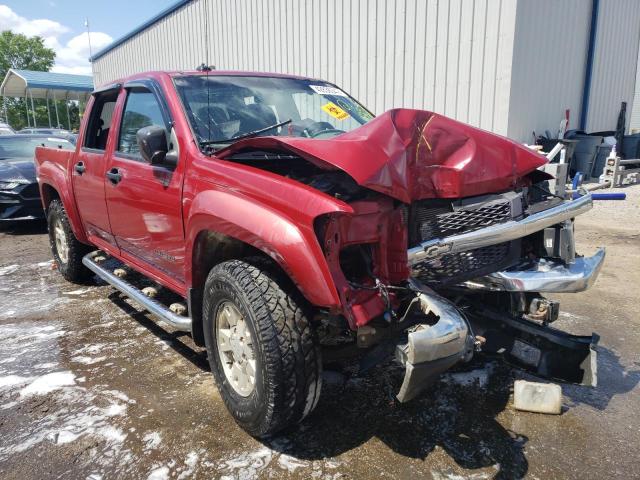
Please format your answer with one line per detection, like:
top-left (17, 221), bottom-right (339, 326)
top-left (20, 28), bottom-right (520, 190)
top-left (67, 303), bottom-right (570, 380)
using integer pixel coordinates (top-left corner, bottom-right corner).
top-left (82, 251), bottom-right (192, 332)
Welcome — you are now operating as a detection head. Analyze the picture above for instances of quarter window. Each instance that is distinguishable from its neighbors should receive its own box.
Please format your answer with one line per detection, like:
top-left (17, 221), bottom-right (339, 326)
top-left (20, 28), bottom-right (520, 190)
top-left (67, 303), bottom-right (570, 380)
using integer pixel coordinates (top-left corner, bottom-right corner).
top-left (117, 88), bottom-right (166, 158)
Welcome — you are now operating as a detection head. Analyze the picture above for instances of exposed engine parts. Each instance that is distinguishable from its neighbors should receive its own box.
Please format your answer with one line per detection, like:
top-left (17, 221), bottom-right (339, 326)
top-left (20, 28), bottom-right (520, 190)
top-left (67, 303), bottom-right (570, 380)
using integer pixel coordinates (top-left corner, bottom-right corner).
top-left (226, 149), bottom-right (368, 201)
top-left (524, 297), bottom-right (560, 324)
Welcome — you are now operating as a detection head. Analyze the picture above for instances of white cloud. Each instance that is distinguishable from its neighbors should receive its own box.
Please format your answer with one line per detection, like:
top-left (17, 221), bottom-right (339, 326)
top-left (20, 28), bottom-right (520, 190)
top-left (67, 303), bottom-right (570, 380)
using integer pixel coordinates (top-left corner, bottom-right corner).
top-left (52, 32), bottom-right (113, 75)
top-left (0, 5), bottom-right (112, 76)
top-left (0, 5), bottom-right (68, 39)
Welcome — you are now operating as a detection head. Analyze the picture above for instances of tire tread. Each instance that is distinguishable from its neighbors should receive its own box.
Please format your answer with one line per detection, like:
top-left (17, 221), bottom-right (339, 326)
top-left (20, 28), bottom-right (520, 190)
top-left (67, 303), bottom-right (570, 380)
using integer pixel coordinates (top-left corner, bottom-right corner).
top-left (47, 199), bottom-right (92, 283)
top-left (203, 259), bottom-right (322, 437)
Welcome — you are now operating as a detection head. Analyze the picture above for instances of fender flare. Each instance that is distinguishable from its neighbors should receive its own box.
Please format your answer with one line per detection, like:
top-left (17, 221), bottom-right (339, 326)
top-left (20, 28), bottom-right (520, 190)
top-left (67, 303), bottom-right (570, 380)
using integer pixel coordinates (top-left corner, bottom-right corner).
top-left (185, 189), bottom-right (349, 308)
top-left (38, 171), bottom-right (88, 244)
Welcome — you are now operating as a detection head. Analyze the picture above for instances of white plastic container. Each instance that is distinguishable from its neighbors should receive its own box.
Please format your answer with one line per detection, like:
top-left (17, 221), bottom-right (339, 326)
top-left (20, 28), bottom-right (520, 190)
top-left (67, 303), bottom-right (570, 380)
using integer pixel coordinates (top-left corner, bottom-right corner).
top-left (513, 380), bottom-right (562, 414)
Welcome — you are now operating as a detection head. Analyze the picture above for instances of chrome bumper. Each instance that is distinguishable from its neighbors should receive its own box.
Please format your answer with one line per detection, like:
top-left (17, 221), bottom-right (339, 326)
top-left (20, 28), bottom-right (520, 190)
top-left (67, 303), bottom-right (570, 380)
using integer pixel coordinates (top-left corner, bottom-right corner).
top-left (408, 194), bottom-right (593, 264)
top-left (395, 285), bottom-right (474, 402)
top-left (463, 248), bottom-right (605, 293)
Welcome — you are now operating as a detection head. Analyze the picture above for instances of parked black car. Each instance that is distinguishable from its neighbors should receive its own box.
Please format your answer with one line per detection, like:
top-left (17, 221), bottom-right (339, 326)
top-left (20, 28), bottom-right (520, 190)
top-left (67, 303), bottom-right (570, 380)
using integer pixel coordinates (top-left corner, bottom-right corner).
top-left (0, 135), bottom-right (74, 221)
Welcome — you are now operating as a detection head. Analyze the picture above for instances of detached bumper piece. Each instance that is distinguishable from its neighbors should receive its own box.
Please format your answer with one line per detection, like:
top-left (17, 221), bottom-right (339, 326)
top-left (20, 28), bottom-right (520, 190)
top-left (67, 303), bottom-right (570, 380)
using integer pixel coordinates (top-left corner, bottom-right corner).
top-left (395, 288), bottom-right (474, 402)
top-left (465, 248), bottom-right (606, 293)
top-left (466, 305), bottom-right (598, 386)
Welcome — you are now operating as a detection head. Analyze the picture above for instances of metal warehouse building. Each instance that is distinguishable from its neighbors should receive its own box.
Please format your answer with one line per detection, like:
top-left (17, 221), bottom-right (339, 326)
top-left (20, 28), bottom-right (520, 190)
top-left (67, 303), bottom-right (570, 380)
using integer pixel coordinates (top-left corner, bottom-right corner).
top-left (91, 0), bottom-right (640, 142)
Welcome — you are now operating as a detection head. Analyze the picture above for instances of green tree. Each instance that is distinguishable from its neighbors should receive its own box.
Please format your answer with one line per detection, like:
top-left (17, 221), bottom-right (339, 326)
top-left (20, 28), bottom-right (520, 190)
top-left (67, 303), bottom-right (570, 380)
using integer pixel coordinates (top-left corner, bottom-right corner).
top-left (0, 30), bottom-right (55, 78)
top-left (0, 30), bottom-right (61, 130)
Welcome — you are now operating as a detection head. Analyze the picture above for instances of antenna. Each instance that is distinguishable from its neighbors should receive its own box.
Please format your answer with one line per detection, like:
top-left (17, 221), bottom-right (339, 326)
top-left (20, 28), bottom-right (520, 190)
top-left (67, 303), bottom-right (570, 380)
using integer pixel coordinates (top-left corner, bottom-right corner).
top-left (204, 0), bottom-right (211, 141)
top-left (204, 0), bottom-right (210, 69)
top-left (85, 18), bottom-right (95, 78)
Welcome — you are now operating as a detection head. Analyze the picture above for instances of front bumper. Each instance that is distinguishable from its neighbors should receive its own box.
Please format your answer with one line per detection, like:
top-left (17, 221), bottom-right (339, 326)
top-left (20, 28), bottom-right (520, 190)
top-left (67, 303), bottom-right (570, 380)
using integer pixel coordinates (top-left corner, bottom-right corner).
top-left (395, 194), bottom-right (601, 401)
top-left (464, 248), bottom-right (606, 293)
top-left (0, 183), bottom-right (43, 221)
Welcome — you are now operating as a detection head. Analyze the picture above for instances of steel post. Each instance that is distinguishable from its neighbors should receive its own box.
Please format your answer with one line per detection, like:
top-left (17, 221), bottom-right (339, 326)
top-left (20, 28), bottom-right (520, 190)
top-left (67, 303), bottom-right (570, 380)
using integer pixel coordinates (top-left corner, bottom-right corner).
top-left (29, 89), bottom-right (36, 126)
top-left (46, 90), bottom-right (52, 127)
top-left (53, 91), bottom-right (60, 128)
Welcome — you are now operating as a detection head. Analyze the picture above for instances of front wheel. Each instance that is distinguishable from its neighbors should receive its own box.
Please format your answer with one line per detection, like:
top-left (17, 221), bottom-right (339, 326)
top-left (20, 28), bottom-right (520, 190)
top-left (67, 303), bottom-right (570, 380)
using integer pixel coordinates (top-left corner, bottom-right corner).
top-left (202, 259), bottom-right (322, 437)
top-left (47, 199), bottom-right (92, 283)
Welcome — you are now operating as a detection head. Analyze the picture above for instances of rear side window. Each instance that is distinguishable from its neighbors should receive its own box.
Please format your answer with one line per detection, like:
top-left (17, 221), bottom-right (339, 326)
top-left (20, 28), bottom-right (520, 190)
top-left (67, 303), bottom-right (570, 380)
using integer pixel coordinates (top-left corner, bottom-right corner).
top-left (117, 88), bottom-right (166, 159)
top-left (84, 90), bottom-right (118, 150)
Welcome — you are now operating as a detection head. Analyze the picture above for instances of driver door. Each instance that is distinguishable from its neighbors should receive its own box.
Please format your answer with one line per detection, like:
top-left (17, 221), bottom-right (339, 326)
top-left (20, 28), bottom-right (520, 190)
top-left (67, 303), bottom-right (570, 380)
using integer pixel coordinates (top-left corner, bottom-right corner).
top-left (104, 79), bottom-right (186, 291)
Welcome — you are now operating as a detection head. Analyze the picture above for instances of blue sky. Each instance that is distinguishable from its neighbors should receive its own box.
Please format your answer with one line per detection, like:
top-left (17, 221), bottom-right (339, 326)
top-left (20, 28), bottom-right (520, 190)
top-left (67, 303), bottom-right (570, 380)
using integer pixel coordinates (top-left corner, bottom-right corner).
top-left (0, 0), bottom-right (177, 74)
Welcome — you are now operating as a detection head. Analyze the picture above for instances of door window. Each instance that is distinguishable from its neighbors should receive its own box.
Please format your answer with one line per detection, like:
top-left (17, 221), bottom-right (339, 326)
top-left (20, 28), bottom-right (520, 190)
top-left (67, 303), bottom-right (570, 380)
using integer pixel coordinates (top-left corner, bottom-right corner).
top-left (84, 91), bottom-right (118, 150)
top-left (117, 88), bottom-right (166, 159)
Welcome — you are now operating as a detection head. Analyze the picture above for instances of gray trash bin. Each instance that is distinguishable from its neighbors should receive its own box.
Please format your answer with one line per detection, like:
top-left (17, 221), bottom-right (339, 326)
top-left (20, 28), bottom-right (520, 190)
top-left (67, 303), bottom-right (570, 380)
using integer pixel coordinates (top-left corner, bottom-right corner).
top-left (568, 134), bottom-right (602, 177)
top-left (622, 134), bottom-right (640, 159)
top-left (591, 144), bottom-right (612, 180)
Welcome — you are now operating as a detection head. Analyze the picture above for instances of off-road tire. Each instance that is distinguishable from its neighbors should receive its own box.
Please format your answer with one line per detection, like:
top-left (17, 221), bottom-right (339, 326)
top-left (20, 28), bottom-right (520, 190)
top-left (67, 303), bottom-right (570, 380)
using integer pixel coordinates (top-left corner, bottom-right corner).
top-left (47, 199), bottom-right (92, 283)
top-left (202, 259), bottom-right (322, 438)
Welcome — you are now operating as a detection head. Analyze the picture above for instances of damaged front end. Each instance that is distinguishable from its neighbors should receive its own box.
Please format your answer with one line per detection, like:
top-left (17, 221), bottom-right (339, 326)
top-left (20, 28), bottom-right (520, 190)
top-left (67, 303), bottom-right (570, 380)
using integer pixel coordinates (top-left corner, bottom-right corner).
top-left (219, 109), bottom-right (603, 402)
top-left (314, 179), bottom-right (602, 403)
top-left (405, 189), bottom-right (601, 388)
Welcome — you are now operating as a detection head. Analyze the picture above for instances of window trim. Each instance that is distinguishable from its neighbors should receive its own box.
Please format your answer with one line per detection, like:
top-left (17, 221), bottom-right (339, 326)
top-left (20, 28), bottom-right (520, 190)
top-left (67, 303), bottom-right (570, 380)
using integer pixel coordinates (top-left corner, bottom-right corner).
top-left (113, 79), bottom-right (173, 163)
top-left (82, 87), bottom-right (120, 152)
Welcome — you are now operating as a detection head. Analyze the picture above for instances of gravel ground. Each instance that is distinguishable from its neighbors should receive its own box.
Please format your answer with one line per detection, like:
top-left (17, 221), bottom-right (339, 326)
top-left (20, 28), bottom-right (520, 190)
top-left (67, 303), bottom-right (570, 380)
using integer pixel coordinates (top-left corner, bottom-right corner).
top-left (0, 184), bottom-right (638, 480)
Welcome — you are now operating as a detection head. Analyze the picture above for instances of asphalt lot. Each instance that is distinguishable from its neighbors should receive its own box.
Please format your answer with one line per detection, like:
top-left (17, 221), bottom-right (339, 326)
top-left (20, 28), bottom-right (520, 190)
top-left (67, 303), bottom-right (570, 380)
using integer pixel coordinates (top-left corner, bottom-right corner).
top-left (1, 185), bottom-right (639, 480)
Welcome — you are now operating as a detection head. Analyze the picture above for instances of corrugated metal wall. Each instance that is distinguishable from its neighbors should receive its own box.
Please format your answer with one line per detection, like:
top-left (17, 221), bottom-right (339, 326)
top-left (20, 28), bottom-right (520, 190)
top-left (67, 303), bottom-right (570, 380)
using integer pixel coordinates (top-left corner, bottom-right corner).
top-left (93, 0), bottom-right (518, 136)
top-left (507, 0), bottom-right (591, 142)
top-left (631, 44), bottom-right (640, 133)
top-left (93, 0), bottom-right (640, 141)
top-left (586, 0), bottom-right (640, 133)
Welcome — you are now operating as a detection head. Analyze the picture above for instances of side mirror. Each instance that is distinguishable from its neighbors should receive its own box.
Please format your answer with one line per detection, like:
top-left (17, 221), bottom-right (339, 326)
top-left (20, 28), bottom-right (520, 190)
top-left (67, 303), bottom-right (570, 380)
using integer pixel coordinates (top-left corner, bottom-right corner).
top-left (136, 125), bottom-right (176, 167)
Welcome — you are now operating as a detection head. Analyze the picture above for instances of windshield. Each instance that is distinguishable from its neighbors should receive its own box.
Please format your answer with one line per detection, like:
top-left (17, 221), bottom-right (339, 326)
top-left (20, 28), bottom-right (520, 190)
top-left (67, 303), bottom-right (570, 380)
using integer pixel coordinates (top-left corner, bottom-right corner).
top-left (0, 137), bottom-right (73, 159)
top-left (174, 75), bottom-right (374, 148)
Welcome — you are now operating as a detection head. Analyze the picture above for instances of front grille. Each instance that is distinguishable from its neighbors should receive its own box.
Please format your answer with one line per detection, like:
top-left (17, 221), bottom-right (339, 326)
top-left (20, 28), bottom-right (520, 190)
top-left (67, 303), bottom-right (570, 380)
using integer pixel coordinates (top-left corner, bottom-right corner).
top-left (409, 193), bottom-right (518, 247)
top-left (412, 241), bottom-right (519, 285)
top-left (409, 192), bottom-right (523, 285)
top-left (436, 202), bottom-right (511, 236)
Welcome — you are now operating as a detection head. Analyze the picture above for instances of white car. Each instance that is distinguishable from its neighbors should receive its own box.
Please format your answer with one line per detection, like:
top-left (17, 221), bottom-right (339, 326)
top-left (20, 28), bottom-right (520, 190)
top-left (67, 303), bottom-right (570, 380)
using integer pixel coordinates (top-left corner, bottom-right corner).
top-left (0, 123), bottom-right (15, 135)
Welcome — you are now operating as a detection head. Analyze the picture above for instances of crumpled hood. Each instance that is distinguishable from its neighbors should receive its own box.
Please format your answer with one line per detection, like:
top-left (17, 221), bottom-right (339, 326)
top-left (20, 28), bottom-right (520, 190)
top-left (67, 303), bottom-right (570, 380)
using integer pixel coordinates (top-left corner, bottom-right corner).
top-left (0, 157), bottom-right (36, 183)
top-left (218, 109), bottom-right (548, 203)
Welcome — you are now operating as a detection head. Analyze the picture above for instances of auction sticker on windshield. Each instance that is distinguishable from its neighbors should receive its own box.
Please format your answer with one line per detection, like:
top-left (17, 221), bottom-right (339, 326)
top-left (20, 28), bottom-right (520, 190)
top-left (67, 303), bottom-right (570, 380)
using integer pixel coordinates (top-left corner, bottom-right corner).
top-left (322, 102), bottom-right (350, 120)
top-left (309, 85), bottom-right (347, 96)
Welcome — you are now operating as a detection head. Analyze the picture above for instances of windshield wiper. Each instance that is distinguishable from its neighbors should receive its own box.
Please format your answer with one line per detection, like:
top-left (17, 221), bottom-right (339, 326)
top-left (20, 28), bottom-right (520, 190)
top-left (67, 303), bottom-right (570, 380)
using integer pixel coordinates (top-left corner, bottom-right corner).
top-left (200, 119), bottom-right (292, 149)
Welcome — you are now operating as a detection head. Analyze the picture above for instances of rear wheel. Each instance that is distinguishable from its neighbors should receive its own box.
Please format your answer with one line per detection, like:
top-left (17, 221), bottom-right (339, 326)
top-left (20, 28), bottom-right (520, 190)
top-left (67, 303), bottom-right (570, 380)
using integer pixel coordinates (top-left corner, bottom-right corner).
top-left (202, 259), bottom-right (322, 438)
top-left (47, 199), bottom-right (92, 283)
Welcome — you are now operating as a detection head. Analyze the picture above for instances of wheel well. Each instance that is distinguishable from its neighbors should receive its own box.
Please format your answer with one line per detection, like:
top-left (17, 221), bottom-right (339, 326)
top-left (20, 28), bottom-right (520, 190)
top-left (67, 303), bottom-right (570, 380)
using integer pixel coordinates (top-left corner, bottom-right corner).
top-left (190, 230), bottom-right (300, 346)
top-left (41, 184), bottom-right (60, 212)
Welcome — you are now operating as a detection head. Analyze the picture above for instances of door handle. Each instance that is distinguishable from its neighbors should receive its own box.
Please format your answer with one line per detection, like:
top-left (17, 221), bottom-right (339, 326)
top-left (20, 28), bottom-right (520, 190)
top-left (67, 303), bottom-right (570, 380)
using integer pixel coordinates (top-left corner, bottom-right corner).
top-left (74, 162), bottom-right (85, 175)
top-left (106, 168), bottom-right (122, 185)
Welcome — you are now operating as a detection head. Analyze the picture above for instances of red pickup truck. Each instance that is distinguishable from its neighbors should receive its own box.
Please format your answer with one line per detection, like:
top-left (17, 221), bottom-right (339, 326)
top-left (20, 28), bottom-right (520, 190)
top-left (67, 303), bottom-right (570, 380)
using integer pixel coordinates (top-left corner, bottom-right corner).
top-left (36, 70), bottom-right (604, 437)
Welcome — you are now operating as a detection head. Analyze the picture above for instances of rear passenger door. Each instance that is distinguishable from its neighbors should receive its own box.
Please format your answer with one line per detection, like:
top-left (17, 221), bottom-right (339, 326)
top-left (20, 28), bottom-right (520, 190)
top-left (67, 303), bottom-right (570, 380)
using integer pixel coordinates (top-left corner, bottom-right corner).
top-left (73, 88), bottom-right (120, 251)
top-left (104, 80), bottom-right (186, 290)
